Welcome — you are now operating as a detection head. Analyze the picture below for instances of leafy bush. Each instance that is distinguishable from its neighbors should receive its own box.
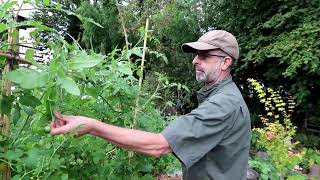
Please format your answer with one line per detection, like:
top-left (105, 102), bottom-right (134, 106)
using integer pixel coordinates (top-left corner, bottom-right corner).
top-left (248, 79), bottom-right (306, 178)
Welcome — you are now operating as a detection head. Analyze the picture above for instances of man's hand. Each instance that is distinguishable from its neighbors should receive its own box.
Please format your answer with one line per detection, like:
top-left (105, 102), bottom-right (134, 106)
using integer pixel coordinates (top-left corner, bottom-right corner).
top-left (50, 112), bottom-right (172, 157)
top-left (50, 112), bottom-right (96, 135)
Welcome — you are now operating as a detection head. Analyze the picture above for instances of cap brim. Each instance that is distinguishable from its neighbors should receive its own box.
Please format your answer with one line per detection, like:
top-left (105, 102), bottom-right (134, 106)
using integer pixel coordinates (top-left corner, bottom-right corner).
top-left (181, 42), bottom-right (219, 53)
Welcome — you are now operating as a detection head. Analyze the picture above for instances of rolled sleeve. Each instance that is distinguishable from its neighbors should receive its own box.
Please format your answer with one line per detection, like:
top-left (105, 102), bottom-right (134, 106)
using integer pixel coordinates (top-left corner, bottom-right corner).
top-left (162, 95), bottom-right (235, 168)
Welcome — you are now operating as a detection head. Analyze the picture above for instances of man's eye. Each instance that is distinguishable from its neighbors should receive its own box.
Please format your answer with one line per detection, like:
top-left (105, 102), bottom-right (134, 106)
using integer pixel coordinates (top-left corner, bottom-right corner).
top-left (198, 54), bottom-right (207, 59)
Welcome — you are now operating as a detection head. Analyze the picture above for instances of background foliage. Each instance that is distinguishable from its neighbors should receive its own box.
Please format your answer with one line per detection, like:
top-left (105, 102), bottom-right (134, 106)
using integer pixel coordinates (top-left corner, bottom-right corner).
top-left (64, 0), bottom-right (320, 126)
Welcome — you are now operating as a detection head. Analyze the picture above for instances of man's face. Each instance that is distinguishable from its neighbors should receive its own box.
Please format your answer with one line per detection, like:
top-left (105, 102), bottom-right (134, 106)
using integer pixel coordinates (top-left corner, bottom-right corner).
top-left (192, 50), bottom-right (226, 83)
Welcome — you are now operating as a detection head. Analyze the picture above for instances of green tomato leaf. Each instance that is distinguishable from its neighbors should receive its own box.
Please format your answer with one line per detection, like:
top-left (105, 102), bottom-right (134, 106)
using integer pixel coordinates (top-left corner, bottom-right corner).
top-left (11, 104), bottom-right (21, 125)
top-left (7, 68), bottom-right (49, 89)
top-left (149, 50), bottom-right (168, 64)
top-left (85, 87), bottom-right (100, 98)
top-left (5, 150), bottom-right (23, 161)
top-left (56, 3), bottom-right (63, 10)
top-left (0, 95), bottom-right (14, 116)
top-left (117, 62), bottom-right (132, 75)
top-left (1, 1), bottom-right (18, 12)
top-left (19, 94), bottom-right (41, 108)
top-left (11, 175), bottom-right (21, 180)
top-left (76, 14), bottom-right (104, 28)
top-left (22, 106), bottom-right (34, 116)
top-left (136, 69), bottom-right (142, 78)
top-left (25, 49), bottom-right (35, 61)
top-left (25, 148), bottom-right (41, 168)
top-left (60, 77), bottom-right (80, 96)
top-left (61, 174), bottom-right (68, 180)
top-left (43, 0), bottom-right (50, 6)
top-left (131, 47), bottom-right (143, 57)
top-left (25, 20), bottom-right (53, 32)
top-left (85, 17), bottom-right (104, 28)
top-left (68, 51), bottom-right (103, 70)
top-left (0, 23), bottom-right (7, 33)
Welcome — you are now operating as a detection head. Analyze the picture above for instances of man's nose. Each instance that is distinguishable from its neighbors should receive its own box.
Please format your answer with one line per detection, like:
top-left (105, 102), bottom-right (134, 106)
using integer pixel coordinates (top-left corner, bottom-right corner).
top-left (192, 55), bottom-right (200, 65)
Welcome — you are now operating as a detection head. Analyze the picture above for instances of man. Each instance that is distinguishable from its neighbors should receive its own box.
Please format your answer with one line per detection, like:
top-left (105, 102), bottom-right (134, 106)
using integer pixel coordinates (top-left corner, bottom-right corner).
top-left (51, 30), bottom-right (251, 180)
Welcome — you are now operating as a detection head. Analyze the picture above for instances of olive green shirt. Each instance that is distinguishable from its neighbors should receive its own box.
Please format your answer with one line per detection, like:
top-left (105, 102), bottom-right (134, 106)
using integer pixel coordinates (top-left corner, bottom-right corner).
top-left (162, 76), bottom-right (251, 180)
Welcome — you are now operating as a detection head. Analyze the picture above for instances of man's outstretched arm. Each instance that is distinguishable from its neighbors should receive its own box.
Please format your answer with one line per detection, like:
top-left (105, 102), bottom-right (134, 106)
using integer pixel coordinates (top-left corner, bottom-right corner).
top-left (50, 112), bottom-right (172, 157)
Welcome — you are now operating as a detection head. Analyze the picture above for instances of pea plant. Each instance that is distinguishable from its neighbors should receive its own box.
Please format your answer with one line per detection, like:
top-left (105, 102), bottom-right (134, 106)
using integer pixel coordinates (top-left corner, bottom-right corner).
top-left (0, 1), bottom-right (179, 179)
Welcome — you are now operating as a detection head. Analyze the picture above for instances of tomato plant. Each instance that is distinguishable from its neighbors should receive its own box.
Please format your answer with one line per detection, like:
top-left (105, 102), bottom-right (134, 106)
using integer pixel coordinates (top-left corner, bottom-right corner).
top-left (0, 1), bottom-right (179, 179)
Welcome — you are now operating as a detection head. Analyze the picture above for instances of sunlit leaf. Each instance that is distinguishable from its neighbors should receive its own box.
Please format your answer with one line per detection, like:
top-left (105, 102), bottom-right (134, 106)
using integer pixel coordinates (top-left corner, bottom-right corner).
top-left (25, 49), bottom-right (35, 60)
top-left (0, 23), bottom-right (7, 33)
top-left (1, 1), bottom-right (18, 13)
top-left (131, 47), bottom-right (143, 57)
top-left (43, 0), bottom-right (50, 6)
top-left (136, 69), bottom-right (142, 78)
top-left (60, 77), bottom-right (80, 96)
top-left (68, 51), bottom-right (103, 70)
top-left (117, 62), bottom-right (132, 75)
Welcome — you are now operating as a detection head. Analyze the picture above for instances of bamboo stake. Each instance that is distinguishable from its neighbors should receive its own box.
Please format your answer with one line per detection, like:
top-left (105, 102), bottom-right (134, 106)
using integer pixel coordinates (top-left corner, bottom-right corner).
top-left (132, 18), bottom-right (149, 129)
top-left (128, 19), bottom-right (149, 171)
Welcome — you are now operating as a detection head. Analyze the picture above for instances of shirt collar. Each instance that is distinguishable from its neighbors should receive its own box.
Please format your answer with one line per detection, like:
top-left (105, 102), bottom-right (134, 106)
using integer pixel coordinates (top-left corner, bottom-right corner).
top-left (196, 76), bottom-right (233, 103)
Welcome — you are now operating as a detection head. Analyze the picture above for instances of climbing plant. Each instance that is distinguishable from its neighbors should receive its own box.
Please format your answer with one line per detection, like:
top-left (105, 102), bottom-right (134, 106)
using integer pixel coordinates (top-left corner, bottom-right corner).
top-left (0, 1), bottom-right (179, 179)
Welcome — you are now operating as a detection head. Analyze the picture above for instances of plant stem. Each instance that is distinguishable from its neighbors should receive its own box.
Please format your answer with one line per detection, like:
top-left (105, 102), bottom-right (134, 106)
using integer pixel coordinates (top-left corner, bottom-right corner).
top-left (115, 0), bottom-right (130, 49)
top-left (142, 80), bottom-right (160, 110)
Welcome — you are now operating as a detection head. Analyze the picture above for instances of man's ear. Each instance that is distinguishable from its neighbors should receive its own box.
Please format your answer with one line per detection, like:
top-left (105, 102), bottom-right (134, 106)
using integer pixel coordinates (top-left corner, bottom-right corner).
top-left (221, 57), bottom-right (233, 70)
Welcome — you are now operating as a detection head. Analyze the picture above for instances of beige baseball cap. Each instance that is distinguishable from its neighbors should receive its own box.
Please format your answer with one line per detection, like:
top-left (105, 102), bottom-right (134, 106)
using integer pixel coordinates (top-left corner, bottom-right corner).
top-left (182, 30), bottom-right (240, 59)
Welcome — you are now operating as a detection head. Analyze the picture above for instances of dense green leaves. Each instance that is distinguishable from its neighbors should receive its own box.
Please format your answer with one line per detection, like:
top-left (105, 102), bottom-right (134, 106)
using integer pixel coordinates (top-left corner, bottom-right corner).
top-left (7, 68), bottom-right (49, 89)
top-left (0, 13), bottom-right (178, 178)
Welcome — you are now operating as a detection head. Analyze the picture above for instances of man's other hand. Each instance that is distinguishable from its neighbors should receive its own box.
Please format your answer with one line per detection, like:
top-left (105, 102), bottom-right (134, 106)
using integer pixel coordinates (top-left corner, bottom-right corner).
top-left (50, 112), bottom-right (95, 135)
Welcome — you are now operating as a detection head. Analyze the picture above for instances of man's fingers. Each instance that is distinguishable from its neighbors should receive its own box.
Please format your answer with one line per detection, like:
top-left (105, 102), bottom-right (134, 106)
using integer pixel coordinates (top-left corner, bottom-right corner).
top-left (54, 112), bottom-right (71, 123)
top-left (54, 111), bottom-right (63, 120)
top-left (50, 124), bottom-right (71, 135)
top-left (50, 121), bottom-right (56, 128)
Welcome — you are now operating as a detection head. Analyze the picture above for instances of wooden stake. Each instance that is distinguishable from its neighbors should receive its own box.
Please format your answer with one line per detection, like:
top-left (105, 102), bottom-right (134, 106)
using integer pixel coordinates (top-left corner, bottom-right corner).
top-left (0, 52), bottom-right (32, 65)
top-left (0, 27), bottom-right (18, 180)
top-left (0, 64), bottom-right (11, 180)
